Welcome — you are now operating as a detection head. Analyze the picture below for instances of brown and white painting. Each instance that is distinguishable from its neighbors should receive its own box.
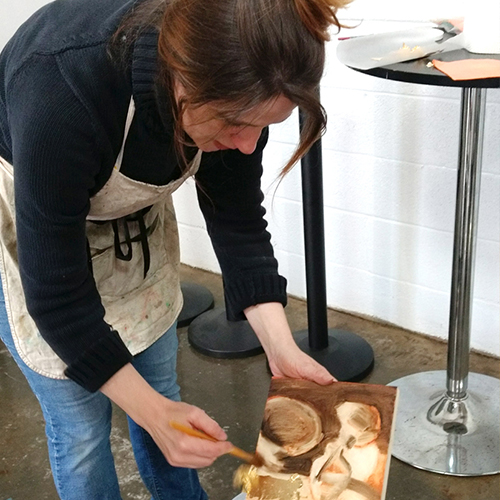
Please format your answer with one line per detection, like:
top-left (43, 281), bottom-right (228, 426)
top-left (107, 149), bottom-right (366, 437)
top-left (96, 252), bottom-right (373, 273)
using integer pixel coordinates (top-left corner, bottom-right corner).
top-left (235, 378), bottom-right (398, 500)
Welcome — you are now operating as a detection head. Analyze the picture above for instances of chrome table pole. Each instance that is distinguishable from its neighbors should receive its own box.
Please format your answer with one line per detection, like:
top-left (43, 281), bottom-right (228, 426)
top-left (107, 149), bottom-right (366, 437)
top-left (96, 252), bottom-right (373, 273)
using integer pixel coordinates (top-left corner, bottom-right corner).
top-left (388, 88), bottom-right (500, 476)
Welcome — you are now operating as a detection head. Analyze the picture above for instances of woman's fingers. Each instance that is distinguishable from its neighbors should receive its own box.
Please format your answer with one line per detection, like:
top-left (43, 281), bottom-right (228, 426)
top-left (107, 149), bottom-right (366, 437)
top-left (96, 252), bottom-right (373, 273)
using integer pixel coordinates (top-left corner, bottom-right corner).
top-left (164, 433), bottom-right (233, 467)
top-left (167, 435), bottom-right (234, 467)
top-left (299, 357), bottom-right (337, 384)
top-left (147, 400), bottom-right (234, 468)
top-left (269, 347), bottom-right (336, 385)
top-left (172, 433), bottom-right (234, 464)
top-left (186, 409), bottom-right (229, 442)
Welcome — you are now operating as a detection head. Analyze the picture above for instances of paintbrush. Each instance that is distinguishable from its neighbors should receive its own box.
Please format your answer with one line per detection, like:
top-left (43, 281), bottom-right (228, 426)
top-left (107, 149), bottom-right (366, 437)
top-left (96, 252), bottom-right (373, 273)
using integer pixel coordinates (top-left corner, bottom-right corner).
top-left (169, 421), bottom-right (263, 467)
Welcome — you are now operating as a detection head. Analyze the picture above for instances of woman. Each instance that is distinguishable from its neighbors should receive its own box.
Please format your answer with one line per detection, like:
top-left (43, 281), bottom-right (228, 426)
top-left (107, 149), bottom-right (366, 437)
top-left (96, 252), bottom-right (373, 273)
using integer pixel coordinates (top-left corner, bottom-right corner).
top-left (0, 0), bottom-right (350, 498)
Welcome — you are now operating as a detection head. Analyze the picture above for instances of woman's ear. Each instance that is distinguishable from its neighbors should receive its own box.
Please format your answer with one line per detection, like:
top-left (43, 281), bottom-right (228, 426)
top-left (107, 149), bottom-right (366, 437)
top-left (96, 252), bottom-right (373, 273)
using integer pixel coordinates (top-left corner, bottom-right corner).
top-left (172, 77), bottom-right (184, 104)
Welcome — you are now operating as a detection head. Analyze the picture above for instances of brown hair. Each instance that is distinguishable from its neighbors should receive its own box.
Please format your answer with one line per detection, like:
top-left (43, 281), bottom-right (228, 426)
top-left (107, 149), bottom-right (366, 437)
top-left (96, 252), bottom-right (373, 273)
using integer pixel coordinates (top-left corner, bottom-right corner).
top-left (113, 0), bottom-right (351, 175)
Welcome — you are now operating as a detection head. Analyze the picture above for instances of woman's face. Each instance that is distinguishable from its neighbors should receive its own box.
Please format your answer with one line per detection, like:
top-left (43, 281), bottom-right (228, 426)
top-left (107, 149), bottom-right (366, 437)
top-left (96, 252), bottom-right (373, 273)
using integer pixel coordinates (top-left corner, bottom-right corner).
top-left (179, 95), bottom-right (296, 154)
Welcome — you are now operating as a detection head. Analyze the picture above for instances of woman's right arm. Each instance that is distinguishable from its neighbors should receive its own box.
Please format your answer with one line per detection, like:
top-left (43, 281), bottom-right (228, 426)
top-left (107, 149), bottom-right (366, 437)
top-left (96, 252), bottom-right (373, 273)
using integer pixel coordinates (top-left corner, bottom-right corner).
top-left (100, 363), bottom-right (234, 467)
top-left (6, 52), bottom-right (138, 392)
top-left (8, 56), bottom-right (232, 466)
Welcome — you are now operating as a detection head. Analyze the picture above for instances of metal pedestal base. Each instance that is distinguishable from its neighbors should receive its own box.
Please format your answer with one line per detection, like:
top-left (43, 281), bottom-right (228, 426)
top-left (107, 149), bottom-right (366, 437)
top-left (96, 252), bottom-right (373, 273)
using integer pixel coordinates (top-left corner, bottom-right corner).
top-left (293, 329), bottom-right (374, 382)
top-left (388, 371), bottom-right (500, 476)
top-left (177, 282), bottom-right (214, 328)
top-left (187, 307), bottom-right (264, 358)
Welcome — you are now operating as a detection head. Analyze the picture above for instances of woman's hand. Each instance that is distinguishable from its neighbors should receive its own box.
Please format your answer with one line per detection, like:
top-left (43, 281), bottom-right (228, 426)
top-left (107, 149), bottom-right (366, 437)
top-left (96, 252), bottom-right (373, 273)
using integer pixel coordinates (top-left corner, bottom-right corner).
top-left (266, 340), bottom-right (336, 384)
top-left (146, 399), bottom-right (234, 468)
top-left (101, 364), bottom-right (233, 468)
top-left (244, 302), bottom-right (336, 385)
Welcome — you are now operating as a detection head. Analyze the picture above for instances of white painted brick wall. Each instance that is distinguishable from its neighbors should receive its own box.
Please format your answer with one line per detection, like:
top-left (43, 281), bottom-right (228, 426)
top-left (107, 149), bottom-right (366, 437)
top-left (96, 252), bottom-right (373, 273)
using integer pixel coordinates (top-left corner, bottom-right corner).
top-left (174, 3), bottom-right (500, 357)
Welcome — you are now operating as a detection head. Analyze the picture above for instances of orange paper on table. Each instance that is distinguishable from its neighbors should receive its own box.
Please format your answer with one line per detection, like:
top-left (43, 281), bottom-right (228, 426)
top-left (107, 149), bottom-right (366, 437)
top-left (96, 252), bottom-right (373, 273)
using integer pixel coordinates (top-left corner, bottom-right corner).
top-left (432, 58), bottom-right (500, 80)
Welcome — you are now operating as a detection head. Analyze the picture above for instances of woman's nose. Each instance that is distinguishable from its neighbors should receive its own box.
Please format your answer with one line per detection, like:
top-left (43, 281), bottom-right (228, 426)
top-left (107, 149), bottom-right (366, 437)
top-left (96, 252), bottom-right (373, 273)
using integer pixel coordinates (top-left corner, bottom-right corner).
top-left (231, 128), bottom-right (262, 155)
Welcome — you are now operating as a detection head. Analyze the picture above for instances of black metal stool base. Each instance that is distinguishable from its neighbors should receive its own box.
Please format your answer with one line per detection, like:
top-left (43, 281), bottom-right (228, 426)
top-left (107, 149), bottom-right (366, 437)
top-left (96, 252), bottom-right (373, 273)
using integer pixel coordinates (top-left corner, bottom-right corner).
top-left (188, 307), bottom-right (264, 358)
top-left (177, 282), bottom-right (215, 328)
top-left (293, 329), bottom-right (374, 382)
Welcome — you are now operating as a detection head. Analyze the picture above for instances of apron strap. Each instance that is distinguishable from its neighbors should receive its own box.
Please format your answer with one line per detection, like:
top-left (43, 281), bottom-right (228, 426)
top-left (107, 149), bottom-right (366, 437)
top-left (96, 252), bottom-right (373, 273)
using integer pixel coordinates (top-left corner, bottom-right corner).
top-left (108, 207), bottom-right (156, 278)
top-left (115, 98), bottom-right (136, 172)
top-left (86, 238), bottom-right (93, 274)
top-left (135, 209), bottom-right (151, 280)
top-left (112, 218), bottom-right (133, 262)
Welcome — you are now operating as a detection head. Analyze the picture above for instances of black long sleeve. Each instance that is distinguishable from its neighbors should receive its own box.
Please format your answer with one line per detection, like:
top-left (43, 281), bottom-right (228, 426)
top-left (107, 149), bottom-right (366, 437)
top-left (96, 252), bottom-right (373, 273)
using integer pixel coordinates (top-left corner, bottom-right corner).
top-left (196, 129), bottom-right (287, 321)
top-left (8, 53), bottom-right (133, 390)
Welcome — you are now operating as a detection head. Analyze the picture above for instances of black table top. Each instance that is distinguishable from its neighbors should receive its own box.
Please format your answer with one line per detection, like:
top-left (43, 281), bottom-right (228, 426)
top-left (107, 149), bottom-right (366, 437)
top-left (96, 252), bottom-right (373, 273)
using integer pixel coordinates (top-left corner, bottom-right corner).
top-left (356, 49), bottom-right (500, 88)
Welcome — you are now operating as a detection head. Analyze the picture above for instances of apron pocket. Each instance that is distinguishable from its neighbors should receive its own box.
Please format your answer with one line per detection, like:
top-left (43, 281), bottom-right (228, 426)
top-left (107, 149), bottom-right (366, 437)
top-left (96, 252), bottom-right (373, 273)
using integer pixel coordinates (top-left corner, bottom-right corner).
top-left (90, 204), bottom-right (172, 298)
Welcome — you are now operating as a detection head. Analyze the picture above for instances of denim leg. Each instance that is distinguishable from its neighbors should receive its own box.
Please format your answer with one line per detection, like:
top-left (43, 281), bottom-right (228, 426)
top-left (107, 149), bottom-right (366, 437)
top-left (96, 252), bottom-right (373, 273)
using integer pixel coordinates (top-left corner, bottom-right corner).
top-left (0, 287), bottom-right (121, 500)
top-left (128, 325), bottom-right (208, 500)
top-left (34, 377), bottom-right (121, 500)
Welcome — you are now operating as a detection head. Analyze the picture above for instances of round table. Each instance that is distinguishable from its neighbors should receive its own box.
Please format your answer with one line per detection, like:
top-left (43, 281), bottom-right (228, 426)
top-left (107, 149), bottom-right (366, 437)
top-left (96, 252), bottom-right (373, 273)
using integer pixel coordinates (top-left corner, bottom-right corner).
top-left (347, 48), bottom-right (500, 476)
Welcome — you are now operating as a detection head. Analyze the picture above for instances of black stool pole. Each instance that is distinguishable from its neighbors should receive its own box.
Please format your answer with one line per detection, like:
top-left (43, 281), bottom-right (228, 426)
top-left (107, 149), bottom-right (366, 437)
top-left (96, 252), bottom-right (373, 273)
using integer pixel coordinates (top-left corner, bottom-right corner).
top-left (300, 120), bottom-right (328, 350)
top-left (293, 109), bottom-right (374, 381)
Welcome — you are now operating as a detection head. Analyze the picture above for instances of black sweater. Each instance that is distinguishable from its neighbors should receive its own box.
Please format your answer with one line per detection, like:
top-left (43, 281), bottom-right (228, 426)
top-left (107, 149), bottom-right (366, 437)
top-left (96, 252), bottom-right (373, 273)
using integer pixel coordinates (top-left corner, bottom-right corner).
top-left (0, 0), bottom-right (287, 391)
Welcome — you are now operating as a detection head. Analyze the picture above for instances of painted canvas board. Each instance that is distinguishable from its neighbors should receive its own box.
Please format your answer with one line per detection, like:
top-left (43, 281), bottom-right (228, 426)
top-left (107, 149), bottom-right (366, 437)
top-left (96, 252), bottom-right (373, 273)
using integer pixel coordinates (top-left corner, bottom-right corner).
top-left (236, 378), bottom-right (398, 500)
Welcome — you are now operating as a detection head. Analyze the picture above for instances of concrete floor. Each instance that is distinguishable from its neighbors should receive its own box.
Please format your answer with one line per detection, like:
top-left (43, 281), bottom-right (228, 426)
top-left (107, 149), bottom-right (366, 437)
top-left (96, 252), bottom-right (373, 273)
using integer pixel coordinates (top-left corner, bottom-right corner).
top-left (1, 264), bottom-right (499, 500)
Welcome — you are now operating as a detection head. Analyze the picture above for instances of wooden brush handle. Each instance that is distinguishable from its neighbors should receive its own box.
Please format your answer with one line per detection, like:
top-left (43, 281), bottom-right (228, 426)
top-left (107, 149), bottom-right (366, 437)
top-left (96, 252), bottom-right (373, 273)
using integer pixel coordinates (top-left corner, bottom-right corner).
top-left (170, 421), bottom-right (219, 442)
top-left (226, 446), bottom-right (255, 463)
top-left (169, 421), bottom-right (255, 464)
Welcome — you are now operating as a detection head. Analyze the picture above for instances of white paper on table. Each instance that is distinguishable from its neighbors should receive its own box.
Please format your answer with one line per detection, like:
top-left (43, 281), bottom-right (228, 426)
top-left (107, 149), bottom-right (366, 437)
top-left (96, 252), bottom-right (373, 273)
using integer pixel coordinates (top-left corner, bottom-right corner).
top-left (336, 26), bottom-right (465, 71)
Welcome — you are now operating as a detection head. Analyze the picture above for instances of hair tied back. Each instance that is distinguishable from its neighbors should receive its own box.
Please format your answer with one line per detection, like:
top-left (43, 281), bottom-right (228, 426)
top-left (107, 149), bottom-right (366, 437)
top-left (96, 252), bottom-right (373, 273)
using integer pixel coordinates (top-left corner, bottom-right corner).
top-left (293, 0), bottom-right (352, 42)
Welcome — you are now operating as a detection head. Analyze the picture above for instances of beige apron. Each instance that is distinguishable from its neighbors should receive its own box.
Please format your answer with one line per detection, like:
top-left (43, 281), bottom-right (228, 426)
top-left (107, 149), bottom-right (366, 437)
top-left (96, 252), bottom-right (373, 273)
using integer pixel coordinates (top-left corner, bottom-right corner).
top-left (0, 98), bottom-right (201, 378)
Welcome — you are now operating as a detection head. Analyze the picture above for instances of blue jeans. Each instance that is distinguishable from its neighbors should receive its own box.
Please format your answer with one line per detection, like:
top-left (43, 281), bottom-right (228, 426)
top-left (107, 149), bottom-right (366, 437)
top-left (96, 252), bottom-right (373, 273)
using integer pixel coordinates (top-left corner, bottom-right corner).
top-left (0, 285), bottom-right (207, 500)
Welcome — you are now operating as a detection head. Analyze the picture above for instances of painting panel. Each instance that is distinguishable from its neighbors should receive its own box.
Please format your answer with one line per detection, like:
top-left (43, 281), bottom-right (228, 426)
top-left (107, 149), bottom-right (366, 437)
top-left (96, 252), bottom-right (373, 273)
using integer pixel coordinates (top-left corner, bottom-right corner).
top-left (236, 378), bottom-right (399, 500)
